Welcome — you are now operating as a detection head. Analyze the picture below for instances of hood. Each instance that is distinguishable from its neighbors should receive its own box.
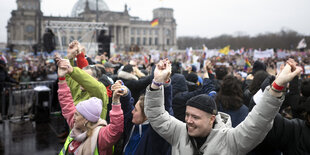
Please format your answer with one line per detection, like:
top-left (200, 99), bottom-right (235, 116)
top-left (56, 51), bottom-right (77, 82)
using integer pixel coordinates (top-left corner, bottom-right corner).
top-left (213, 112), bottom-right (232, 129)
top-left (171, 73), bottom-right (188, 96)
top-left (252, 61), bottom-right (266, 75)
top-left (118, 70), bottom-right (138, 81)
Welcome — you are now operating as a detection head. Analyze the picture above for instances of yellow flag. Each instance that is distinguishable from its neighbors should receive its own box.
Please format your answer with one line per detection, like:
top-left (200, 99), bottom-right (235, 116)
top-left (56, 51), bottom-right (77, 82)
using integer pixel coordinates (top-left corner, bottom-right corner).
top-left (219, 45), bottom-right (230, 55)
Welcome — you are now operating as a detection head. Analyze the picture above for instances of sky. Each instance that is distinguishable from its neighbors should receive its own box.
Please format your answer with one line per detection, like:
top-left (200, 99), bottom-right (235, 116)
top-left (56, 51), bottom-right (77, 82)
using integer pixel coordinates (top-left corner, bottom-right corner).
top-left (0, 0), bottom-right (310, 43)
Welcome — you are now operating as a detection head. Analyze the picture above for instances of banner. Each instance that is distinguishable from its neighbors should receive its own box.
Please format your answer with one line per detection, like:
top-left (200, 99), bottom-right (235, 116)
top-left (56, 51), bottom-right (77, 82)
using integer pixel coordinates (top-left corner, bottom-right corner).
top-left (304, 65), bottom-right (310, 74)
top-left (253, 49), bottom-right (274, 60)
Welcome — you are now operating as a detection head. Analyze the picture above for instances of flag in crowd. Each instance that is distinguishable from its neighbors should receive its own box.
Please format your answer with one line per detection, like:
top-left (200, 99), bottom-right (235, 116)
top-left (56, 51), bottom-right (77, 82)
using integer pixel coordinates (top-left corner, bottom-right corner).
top-left (244, 58), bottom-right (251, 71)
top-left (219, 45), bottom-right (230, 55)
top-left (144, 55), bottom-right (149, 64)
top-left (297, 38), bottom-right (307, 49)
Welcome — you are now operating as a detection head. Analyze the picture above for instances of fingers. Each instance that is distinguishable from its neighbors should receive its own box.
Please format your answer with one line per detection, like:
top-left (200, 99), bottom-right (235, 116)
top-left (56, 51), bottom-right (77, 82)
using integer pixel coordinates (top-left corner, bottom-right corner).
top-left (286, 60), bottom-right (297, 72)
top-left (291, 66), bottom-right (303, 77)
top-left (111, 80), bottom-right (124, 91)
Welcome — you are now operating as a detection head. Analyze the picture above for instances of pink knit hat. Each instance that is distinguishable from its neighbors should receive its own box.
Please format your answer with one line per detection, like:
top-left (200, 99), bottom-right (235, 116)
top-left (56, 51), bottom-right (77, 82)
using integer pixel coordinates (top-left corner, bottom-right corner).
top-left (76, 97), bottom-right (102, 122)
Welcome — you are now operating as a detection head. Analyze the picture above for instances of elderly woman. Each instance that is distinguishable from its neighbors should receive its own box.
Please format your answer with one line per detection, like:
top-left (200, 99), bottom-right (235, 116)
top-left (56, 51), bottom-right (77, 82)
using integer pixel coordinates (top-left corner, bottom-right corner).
top-left (57, 62), bottom-right (124, 155)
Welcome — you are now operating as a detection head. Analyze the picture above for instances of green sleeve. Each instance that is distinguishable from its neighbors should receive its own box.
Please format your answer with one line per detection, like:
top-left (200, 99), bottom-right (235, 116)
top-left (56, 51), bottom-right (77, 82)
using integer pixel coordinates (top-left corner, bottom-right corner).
top-left (69, 67), bottom-right (108, 119)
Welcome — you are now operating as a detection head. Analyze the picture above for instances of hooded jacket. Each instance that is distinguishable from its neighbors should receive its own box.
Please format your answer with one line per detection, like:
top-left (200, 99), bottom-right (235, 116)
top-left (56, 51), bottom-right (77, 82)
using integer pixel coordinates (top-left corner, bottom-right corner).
top-left (144, 86), bottom-right (284, 155)
top-left (117, 70), bottom-right (153, 103)
top-left (121, 84), bottom-right (173, 155)
top-left (171, 73), bottom-right (216, 122)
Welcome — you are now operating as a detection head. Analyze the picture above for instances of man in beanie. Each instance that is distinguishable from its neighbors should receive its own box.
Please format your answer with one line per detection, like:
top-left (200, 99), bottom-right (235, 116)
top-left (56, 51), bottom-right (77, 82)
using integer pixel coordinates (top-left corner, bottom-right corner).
top-left (57, 63), bottom-right (125, 155)
top-left (144, 58), bottom-right (302, 154)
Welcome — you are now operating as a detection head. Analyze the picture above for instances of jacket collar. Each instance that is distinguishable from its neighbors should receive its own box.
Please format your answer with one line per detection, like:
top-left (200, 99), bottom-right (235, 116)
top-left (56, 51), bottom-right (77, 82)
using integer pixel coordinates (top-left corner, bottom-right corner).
top-left (118, 71), bottom-right (138, 80)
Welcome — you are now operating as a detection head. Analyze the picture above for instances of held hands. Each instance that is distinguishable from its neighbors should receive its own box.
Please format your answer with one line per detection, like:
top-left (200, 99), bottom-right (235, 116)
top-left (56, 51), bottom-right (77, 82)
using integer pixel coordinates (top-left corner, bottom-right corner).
top-left (204, 60), bottom-right (212, 71)
top-left (153, 58), bottom-right (171, 83)
top-left (274, 58), bottom-right (302, 87)
top-left (57, 59), bottom-right (73, 77)
top-left (67, 40), bottom-right (80, 59)
top-left (111, 80), bottom-right (128, 103)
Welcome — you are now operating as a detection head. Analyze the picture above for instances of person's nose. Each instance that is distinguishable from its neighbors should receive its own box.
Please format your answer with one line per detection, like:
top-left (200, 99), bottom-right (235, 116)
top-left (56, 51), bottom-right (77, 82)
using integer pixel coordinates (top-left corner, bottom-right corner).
top-left (186, 116), bottom-right (193, 124)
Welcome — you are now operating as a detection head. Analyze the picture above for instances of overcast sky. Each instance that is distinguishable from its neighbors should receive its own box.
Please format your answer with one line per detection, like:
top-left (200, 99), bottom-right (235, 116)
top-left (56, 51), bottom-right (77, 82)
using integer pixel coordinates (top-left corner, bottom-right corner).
top-left (1, 0), bottom-right (310, 43)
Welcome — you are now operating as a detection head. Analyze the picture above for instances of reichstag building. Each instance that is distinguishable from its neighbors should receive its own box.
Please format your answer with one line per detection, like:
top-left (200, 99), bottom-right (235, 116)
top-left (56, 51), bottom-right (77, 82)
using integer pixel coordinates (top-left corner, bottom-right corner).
top-left (7, 0), bottom-right (177, 54)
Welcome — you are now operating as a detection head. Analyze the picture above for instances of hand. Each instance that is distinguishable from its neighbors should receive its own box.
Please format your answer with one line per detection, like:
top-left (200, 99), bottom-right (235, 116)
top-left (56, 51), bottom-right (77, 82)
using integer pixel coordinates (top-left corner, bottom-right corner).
top-left (112, 80), bottom-right (128, 102)
top-left (54, 52), bottom-right (62, 64)
top-left (95, 56), bottom-right (102, 63)
top-left (205, 60), bottom-right (212, 71)
top-left (58, 59), bottom-right (73, 73)
top-left (274, 58), bottom-right (302, 87)
top-left (111, 80), bottom-right (128, 96)
top-left (154, 59), bottom-right (171, 83)
top-left (57, 62), bottom-right (68, 77)
top-left (67, 40), bottom-right (79, 59)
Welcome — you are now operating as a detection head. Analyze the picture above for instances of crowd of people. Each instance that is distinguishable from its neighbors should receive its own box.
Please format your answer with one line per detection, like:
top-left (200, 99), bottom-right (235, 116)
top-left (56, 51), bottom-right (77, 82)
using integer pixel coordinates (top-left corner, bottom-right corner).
top-left (0, 40), bottom-right (309, 154)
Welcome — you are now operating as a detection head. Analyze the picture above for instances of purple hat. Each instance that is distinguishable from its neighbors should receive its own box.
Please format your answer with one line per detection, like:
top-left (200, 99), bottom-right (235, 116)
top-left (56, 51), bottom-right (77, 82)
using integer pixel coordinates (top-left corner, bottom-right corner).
top-left (76, 97), bottom-right (102, 122)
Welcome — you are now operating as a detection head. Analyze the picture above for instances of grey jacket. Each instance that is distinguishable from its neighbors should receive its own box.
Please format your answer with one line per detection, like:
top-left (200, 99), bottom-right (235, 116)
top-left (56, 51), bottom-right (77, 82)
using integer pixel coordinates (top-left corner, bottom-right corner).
top-left (144, 86), bottom-right (284, 155)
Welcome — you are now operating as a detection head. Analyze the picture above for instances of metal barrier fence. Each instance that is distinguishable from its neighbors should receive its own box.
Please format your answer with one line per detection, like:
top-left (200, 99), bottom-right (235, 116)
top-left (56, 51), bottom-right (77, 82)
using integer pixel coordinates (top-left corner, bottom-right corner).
top-left (1, 80), bottom-right (57, 121)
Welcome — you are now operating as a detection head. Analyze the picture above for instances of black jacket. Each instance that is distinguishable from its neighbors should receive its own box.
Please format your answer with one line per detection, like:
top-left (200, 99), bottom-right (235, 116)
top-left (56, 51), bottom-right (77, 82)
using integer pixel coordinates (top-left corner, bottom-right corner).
top-left (171, 73), bottom-right (216, 122)
top-left (117, 71), bottom-right (153, 103)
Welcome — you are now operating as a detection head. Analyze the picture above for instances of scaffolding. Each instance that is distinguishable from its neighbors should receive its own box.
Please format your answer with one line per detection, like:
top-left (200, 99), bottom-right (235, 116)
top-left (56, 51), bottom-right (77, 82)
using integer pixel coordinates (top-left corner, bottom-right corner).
top-left (44, 21), bottom-right (108, 56)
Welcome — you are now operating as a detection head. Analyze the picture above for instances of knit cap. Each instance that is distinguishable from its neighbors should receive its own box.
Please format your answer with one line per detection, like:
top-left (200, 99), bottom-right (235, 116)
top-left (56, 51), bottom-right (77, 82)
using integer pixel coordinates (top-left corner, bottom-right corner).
top-left (76, 97), bottom-right (102, 122)
top-left (186, 94), bottom-right (218, 115)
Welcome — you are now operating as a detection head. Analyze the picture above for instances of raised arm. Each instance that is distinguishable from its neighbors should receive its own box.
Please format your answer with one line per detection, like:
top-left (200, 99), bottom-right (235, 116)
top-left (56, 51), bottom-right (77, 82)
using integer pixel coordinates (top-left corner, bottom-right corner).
top-left (145, 59), bottom-right (185, 145)
top-left (98, 86), bottom-right (124, 149)
top-left (227, 58), bottom-right (303, 154)
top-left (57, 63), bottom-right (75, 129)
top-left (111, 80), bottom-right (134, 131)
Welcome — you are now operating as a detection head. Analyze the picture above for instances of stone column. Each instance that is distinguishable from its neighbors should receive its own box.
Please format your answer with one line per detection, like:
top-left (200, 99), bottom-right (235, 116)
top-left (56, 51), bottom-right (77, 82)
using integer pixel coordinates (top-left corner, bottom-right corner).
top-left (119, 26), bottom-right (123, 50)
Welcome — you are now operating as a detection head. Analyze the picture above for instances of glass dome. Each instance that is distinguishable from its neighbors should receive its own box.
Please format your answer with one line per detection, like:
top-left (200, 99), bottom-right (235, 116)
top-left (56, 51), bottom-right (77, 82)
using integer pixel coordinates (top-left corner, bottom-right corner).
top-left (71, 0), bottom-right (109, 17)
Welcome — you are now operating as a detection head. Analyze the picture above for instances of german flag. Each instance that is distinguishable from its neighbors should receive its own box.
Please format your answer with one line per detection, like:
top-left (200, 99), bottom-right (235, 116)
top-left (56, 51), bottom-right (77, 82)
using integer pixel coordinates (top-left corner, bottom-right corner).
top-left (150, 18), bottom-right (159, 27)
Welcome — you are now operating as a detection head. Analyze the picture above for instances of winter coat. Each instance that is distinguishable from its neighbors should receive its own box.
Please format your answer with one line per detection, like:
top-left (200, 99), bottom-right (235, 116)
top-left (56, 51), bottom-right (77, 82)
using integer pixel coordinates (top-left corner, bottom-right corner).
top-left (249, 86), bottom-right (310, 155)
top-left (121, 84), bottom-right (173, 155)
top-left (250, 113), bottom-right (310, 155)
top-left (144, 86), bottom-right (284, 155)
top-left (171, 73), bottom-right (216, 122)
top-left (0, 67), bottom-right (18, 92)
top-left (58, 82), bottom-right (123, 155)
top-left (65, 67), bottom-right (109, 119)
top-left (117, 70), bottom-right (153, 103)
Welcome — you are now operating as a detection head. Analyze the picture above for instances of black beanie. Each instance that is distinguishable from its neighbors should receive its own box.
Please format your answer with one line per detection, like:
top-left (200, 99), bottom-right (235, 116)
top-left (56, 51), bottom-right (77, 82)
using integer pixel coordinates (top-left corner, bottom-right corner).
top-left (123, 64), bottom-right (133, 73)
top-left (186, 94), bottom-right (218, 115)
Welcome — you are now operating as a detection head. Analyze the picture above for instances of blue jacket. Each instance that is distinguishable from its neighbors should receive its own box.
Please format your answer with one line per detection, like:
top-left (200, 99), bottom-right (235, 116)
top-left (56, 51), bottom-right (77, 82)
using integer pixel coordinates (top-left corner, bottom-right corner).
top-left (121, 84), bottom-right (173, 155)
top-left (218, 103), bottom-right (249, 127)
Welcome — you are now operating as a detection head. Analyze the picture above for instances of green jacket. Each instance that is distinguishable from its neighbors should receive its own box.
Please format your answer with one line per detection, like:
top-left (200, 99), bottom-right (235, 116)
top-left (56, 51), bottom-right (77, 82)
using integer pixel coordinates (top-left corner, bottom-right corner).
top-left (66, 66), bottom-right (108, 119)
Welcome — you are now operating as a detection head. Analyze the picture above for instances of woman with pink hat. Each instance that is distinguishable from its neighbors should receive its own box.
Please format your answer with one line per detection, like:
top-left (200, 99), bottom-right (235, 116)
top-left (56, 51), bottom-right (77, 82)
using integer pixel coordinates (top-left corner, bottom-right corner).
top-left (57, 62), bottom-right (124, 155)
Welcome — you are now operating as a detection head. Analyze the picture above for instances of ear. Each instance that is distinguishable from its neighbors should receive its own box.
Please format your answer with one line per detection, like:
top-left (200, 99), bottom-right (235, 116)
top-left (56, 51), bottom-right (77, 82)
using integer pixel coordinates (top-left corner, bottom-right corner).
top-left (209, 115), bottom-right (216, 125)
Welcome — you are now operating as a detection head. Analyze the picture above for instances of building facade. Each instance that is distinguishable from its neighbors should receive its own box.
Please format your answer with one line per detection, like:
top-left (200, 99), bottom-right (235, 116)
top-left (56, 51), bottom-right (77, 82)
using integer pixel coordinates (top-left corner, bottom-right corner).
top-left (7, 0), bottom-right (177, 53)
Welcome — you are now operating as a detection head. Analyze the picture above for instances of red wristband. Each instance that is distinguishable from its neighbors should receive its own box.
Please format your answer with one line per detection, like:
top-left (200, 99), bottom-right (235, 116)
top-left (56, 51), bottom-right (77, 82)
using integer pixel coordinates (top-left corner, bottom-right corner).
top-left (272, 82), bottom-right (284, 91)
top-left (59, 77), bottom-right (66, 81)
top-left (165, 79), bottom-right (170, 83)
